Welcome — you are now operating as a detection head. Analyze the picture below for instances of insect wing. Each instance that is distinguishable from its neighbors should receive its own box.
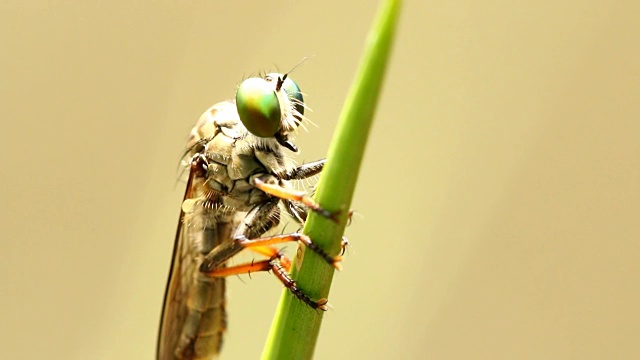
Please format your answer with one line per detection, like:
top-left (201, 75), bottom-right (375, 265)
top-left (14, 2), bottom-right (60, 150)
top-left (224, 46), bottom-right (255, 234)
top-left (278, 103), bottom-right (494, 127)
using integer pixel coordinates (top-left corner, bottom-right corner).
top-left (157, 157), bottom-right (228, 359)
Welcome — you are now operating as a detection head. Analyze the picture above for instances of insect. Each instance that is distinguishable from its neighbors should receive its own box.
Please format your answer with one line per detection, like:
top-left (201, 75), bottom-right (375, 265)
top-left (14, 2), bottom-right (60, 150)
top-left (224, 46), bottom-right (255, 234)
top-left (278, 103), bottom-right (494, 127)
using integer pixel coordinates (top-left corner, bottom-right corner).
top-left (157, 72), bottom-right (341, 360)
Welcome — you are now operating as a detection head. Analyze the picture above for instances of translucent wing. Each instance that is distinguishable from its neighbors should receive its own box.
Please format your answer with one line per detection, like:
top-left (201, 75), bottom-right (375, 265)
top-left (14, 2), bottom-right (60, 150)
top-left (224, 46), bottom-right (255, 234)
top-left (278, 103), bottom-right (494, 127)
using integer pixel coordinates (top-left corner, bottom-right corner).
top-left (158, 102), bottom-right (239, 360)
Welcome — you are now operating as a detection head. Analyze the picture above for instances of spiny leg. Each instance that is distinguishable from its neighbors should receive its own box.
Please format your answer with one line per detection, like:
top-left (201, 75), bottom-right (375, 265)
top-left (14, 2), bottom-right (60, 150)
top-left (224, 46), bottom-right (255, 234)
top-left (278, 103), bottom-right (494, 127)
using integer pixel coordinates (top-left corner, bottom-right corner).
top-left (204, 258), bottom-right (273, 278)
top-left (250, 245), bottom-right (291, 271)
top-left (270, 261), bottom-right (328, 311)
top-left (252, 176), bottom-right (339, 221)
top-left (200, 199), bottom-right (341, 273)
top-left (282, 159), bottom-right (325, 180)
top-left (199, 199), bottom-right (282, 273)
top-left (199, 200), bottom-right (338, 309)
top-left (282, 160), bottom-right (324, 223)
top-left (234, 197), bottom-right (339, 268)
top-left (284, 199), bottom-right (308, 224)
top-left (204, 258), bottom-right (328, 311)
top-left (285, 199), bottom-right (350, 257)
top-left (236, 233), bottom-right (342, 270)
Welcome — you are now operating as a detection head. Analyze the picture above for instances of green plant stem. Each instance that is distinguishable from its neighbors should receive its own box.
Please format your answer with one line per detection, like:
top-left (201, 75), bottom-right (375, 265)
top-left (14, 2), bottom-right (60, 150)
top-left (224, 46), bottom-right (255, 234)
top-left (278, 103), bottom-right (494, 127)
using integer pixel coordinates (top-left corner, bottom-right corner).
top-left (261, 0), bottom-right (401, 359)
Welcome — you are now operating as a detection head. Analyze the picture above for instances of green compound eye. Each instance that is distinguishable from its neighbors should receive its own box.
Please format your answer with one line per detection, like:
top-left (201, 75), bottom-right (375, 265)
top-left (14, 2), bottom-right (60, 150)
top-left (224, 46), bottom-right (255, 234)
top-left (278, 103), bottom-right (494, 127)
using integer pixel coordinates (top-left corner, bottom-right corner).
top-left (236, 77), bottom-right (281, 137)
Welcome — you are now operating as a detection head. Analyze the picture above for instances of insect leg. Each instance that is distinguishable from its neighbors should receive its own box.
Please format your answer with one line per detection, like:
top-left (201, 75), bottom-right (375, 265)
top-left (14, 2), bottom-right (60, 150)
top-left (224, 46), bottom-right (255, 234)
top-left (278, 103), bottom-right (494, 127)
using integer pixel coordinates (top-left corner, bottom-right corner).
top-left (204, 258), bottom-right (329, 311)
top-left (250, 245), bottom-right (292, 271)
top-left (236, 197), bottom-right (340, 268)
top-left (271, 261), bottom-right (329, 311)
top-left (252, 176), bottom-right (339, 221)
top-left (200, 200), bottom-right (340, 273)
top-left (235, 233), bottom-right (342, 270)
top-left (199, 200), bottom-right (334, 310)
top-left (284, 200), bottom-right (350, 256)
top-left (282, 159), bottom-right (326, 180)
top-left (199, 199), bottom-right (281, 273)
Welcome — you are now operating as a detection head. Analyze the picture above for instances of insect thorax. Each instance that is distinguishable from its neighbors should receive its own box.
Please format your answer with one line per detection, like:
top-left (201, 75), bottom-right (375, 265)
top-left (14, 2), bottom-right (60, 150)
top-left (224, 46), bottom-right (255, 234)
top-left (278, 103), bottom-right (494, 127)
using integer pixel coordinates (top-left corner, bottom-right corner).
top-left (188, 100), bottom-right (295, 213)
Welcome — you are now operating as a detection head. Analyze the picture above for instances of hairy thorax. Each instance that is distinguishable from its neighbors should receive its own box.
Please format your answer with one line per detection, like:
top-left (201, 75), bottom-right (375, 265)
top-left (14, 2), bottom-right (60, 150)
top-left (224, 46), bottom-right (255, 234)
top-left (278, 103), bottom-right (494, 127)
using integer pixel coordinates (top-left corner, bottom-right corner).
top-left (188, 100), bottom-right (296, 213)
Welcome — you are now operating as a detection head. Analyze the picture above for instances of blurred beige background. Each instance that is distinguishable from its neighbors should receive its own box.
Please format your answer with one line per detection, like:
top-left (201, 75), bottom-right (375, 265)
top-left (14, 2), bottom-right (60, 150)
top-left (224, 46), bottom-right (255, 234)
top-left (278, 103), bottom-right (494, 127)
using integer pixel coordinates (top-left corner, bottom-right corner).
top-left (1, 1), bottom-right (639, 359)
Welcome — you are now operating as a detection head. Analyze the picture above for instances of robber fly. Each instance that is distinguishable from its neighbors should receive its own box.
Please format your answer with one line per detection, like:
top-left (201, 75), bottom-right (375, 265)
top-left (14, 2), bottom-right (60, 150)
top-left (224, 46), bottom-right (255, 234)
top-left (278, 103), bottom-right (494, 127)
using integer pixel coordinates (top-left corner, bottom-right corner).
top-left (157, 72), bottom-right (341, 360)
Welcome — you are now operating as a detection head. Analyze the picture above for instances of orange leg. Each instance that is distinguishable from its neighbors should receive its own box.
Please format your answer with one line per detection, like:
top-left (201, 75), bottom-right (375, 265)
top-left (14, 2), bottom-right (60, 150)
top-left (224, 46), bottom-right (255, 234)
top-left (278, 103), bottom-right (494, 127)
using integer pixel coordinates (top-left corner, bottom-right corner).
top-left (249, 245), bottom-right (291, 271)
top-left (204, 259), bottom-right (272, 277)
top-left (204, 258), bottom-right (328, 311)
top-left (253, 178), bottom-right (339, 222)
top-left (200, 203), bottom-right (341, 273)
top-left (236, 233), bottom-right (342, 270)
